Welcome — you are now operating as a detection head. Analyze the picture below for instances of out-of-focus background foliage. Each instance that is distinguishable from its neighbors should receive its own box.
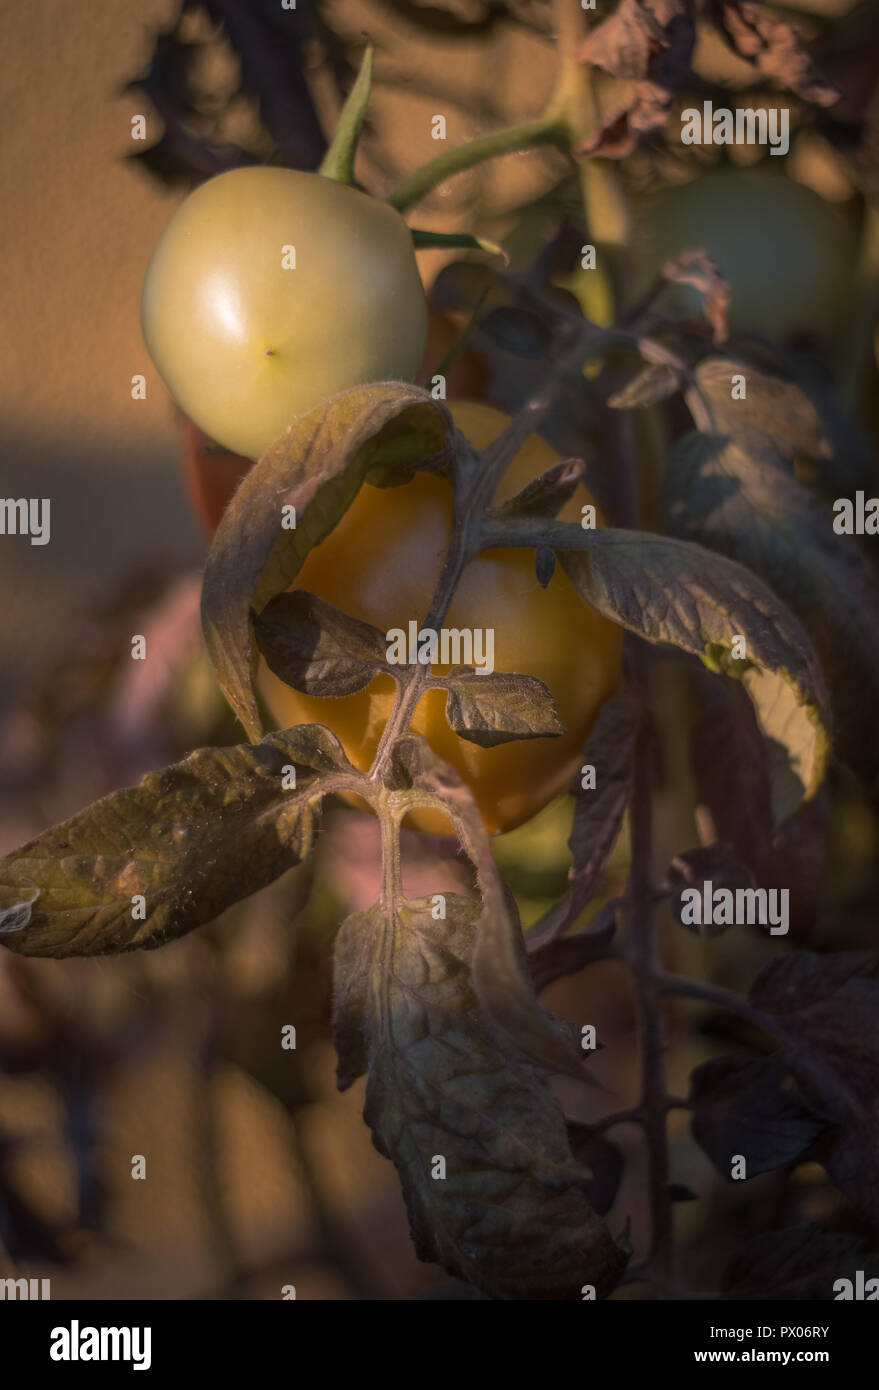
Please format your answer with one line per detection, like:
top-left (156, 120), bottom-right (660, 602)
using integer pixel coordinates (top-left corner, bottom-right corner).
top-left (2, 0), bottom-right (878, 1298)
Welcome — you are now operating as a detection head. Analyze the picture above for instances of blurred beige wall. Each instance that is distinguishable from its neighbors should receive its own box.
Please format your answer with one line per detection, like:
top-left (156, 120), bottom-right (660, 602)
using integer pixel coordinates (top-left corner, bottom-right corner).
top-left (0, 1), bottom-right (202, 708)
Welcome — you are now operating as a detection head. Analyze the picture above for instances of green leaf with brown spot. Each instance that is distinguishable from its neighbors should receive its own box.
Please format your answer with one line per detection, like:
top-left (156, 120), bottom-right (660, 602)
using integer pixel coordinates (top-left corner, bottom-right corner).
top-left (0, 726), bottom-right (351, 958)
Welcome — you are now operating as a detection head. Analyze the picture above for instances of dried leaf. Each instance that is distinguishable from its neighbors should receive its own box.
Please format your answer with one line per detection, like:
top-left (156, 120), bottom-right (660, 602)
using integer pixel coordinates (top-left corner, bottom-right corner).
top-left (609, 361), bottom-right (681, 409)
top-left (577, 0), bottom-right (696, 157)
top-left (332, 894), bottom-right (628, 1298)
top-left (392, 735), bottom-right (592, 1083)
top-left (710, 0), bottom-right (838, 107)
top-left (660, 250), bottom-right (731, 344)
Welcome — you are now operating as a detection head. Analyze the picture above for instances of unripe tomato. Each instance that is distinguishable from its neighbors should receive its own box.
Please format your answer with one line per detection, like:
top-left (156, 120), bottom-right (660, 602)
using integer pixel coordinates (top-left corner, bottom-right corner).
top-left (638, 168), bottom-right (856, 342)
top-left (258, 401), bottom-right (623, 836)
top-left (142, 167), bottom-right (428, 459)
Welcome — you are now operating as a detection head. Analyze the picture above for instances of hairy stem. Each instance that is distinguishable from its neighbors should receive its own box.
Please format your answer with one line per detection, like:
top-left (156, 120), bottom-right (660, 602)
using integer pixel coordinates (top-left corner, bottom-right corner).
top-left (367, 336), bottom-right (587, 791)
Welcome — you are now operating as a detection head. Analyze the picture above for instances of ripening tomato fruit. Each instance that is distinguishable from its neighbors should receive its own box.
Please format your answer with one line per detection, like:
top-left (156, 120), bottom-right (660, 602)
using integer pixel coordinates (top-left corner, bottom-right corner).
top-left (182, 419), bottom-right (252, 537)
top-left (258, 401), bottom-right (623, 835)
top-left (421, 306), bottom-right (490, 400)
top-left (142, 167), bottom-right (428, 459)
top-left (638, 168), bottom-right (856, 342)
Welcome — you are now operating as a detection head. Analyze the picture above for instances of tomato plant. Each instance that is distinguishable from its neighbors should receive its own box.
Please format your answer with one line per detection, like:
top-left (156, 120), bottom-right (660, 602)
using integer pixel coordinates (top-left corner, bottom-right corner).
top-left (181, 403), bottom-right (621, 836)
top-left (5, 0), bottom-right (879, 1317)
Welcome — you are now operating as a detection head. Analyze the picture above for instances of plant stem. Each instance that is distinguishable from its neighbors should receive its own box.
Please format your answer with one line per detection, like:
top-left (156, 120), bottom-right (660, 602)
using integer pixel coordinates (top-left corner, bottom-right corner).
top-left (367, 336), bottom-right (586, 792)
top-left (386, 114), bottom-right (567, 213)
top-left (628, 701), bottom-right (674, 1281)
top-left (612, 392), bottom-right (674, 1283)
top-left (552, 0), bottom-right (586, 61)
top-left (657, 971), bottom-right (782, 1038)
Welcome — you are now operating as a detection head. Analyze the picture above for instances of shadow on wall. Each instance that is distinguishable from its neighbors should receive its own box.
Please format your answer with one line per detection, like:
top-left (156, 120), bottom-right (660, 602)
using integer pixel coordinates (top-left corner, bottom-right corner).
top-left (0, 425), bottom-right (203, 714)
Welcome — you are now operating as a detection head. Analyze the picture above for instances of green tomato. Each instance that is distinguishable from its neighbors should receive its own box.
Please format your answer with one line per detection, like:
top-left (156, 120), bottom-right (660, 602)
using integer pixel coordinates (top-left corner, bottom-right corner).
top-left (141, 167), bottom-right (428, 459)
top-left (637, 168), bottom-right (856, 342)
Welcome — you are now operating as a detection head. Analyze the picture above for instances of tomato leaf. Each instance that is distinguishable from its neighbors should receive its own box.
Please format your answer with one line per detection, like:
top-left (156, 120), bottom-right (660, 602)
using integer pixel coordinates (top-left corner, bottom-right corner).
top-left (253, 590), bottom-right (390, 698)
top-left (750, 950), bottom-right (879, 1228)
top-left (536, 545), bottom-right (556, 588)
top-left (201, 383), bottom-right (453, 741)
top-left (689, 668), bottom-right (774, 870)
top-left (708, 0), bottom-right (838, 106)
top-left (391, 734), bottom-right (593, 1083)
top-left (480, 520), bottom-right (830, 822)
top-left (668, 844), bottom-right (757, 936)
top-left (411, 229), bottom-right (507, 260)
top-left (688, 667), bottom-right (830, 932)
top-left (693, 359), bottom-right (831, 463)
top-left (0, 727), bottom-right (350, 958)
top-left (722, 1225), bottom-right (879, 1300)
top-left (331, 893), bottom-right (629, 1299)
top-left (666, 431), bottom-right (879, 792)
top-left (528, 690), bottom-right (638, 949)
top-left (565, 1126), bottom-right (625, 1216)
top-left (527, 904), bottom-right (618, 993)
top-left (659, 250), bottom-right (731, 343)
top-left (441, 668), bottom-right (564, 748)
top-left (576, 0), bottom-right (696, 158)
top-left (477, 306), bottom-right (553, 357)
top-left (608, 361), bottom-right (681, 410)
top-left (489, 457), bottom-right (586, 521)
top-left (793, 368), bottom-right (878, 500)
top-left (689, 1054), bottom-right (830, 1178)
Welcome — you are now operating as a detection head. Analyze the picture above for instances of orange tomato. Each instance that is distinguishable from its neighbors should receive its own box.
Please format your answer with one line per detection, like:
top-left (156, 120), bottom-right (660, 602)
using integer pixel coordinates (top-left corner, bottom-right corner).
top-left (258, 401), bottom-right (622, 835)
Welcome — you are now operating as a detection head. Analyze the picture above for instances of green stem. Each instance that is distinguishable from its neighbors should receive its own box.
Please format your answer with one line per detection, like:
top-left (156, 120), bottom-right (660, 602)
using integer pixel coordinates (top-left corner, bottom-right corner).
top-left (385, 114), bottom-right (567, 213)
top-left (319, 45), bottom-right (374, 186)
